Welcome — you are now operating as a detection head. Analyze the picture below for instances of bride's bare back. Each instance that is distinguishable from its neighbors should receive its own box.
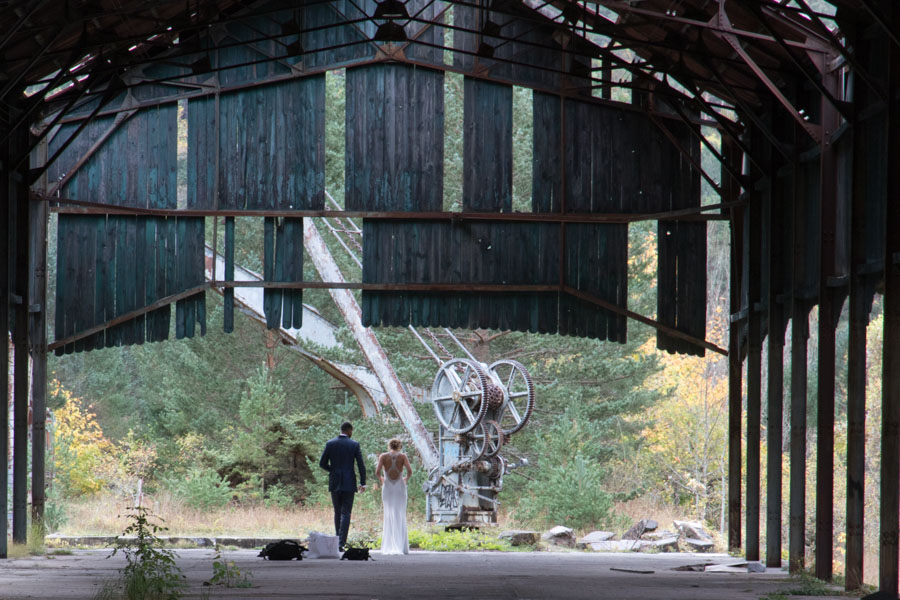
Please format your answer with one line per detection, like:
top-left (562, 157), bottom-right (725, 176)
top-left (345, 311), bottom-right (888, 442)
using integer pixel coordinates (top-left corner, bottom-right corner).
top-left (377, 452), bottom-right (412, 482)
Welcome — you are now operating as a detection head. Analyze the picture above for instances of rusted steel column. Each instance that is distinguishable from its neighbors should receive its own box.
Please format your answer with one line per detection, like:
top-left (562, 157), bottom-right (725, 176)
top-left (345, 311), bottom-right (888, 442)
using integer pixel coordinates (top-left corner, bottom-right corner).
top-left (766, 293), bottom-right (784, 568)
top-left (727, 139), bottom-right (744, 552)
top-left (880, 4), bottom-right (900, 593)
top-left (28, 198), bottom-right (48, 526)
top-left (1, 111), bottom-right (10, 559)
top-left (11, 120), bottom-right (29, 545)
top-left (789, 303), bottom-right (809, 573)
top-left (303, 218), bottom-right (439, 470)
top-left (746, 190), bottom-right (762, 562)
top-left (844, 59), bottom-right (870, 592)
top-left (815, 70), bottom-right (840, 582)
top-left (845, 264), bottom-right (866, 590)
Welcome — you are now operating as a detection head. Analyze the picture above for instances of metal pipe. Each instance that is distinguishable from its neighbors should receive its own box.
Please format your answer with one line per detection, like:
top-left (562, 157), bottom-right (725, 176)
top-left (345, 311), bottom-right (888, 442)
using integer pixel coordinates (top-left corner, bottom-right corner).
top-left (408, 326), bottom-right (443, 365)
top-left (303, 218), bottom-right (439, 469)
top-left (442, 328), bottom-right (478, 363)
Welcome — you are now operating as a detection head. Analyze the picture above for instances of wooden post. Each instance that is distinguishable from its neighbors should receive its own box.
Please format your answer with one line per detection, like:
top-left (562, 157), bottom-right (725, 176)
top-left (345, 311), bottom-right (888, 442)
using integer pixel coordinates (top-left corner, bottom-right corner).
top-left (746, 184), bottom-right (762, 563)
top-left (879, 2), bottom-right (900, 593)
top-left (815, 70), bottom-right (840, 583)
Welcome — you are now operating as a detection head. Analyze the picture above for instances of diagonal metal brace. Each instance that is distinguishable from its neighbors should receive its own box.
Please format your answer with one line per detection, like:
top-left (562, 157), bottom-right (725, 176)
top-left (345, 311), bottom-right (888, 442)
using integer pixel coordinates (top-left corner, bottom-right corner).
top-left (714, 3), bottom-right (822, 145)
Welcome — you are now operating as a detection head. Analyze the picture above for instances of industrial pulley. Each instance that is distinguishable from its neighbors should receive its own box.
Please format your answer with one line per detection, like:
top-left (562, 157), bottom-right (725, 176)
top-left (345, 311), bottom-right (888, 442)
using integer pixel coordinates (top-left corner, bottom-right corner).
top-left (425, 354), bottom-right (535, 526)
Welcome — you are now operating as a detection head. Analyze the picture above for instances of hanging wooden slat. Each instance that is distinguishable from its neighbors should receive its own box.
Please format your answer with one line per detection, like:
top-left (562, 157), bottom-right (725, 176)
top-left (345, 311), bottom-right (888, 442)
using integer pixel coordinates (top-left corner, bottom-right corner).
top-left (345, 64), bottom-right (444, 211)
top-left (188, 76), bottom-right (325, 211)
top-left (463, 78), bottom-right (512, 212)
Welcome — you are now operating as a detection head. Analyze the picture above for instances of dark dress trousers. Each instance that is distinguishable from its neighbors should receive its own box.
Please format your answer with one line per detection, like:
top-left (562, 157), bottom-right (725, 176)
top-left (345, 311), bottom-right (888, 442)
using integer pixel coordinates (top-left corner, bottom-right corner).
top-left (319, 434), bottom-right (366, 546)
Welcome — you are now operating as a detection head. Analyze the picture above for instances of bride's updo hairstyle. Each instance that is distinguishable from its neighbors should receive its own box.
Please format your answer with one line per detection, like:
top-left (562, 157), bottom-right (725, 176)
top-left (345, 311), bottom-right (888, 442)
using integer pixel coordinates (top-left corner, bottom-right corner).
top-left (388, 438), bottom-right (402, 451)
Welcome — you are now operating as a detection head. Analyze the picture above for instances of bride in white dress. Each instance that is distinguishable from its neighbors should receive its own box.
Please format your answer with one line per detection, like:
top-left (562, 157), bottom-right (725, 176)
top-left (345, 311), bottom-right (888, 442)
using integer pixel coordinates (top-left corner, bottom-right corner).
top-left (376, 439), bottom-right (412, 555)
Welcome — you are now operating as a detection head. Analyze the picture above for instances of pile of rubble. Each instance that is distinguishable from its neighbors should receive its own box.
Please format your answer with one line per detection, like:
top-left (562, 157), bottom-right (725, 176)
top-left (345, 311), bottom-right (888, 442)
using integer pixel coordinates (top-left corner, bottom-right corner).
top-left (499, 520), bottom-right (717, 553)
top-left (575, 519), bottom-right (717, 553)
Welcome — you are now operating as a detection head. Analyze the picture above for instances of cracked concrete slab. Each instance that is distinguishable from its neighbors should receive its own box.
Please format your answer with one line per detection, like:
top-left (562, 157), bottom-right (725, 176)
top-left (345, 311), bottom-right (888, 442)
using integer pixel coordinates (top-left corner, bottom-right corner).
top-left (0, 549), bottom-right (845, 599)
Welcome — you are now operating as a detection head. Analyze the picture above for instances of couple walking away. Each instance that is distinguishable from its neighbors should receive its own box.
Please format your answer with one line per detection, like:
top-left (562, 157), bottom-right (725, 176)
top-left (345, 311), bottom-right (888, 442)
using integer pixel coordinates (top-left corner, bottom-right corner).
top-left (319, 421), bottom-right (413, 555)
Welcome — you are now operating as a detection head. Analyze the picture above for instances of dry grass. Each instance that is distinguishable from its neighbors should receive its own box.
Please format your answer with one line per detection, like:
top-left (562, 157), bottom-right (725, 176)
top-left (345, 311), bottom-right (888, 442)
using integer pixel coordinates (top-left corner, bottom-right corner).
top-left (5, 544), bottom-right (33, 559)
top-left (59, 493), bottom-right (439, 539)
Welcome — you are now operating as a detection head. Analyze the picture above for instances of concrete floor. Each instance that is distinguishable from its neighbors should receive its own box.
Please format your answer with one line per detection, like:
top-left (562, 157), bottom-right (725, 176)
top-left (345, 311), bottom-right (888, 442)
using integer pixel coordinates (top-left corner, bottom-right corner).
top-left (0, 549), bottom-right (848, 599)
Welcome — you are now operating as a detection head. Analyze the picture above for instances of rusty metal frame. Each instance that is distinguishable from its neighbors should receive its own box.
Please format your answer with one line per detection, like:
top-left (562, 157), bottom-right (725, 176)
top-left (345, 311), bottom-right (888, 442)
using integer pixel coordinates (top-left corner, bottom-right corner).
top-left (743, 3), bottom-right (852, 122)
top-left (47, 279), bottom-right (728, 360)
top-left (646, 109), bottom-right (723, 198)
top-left (41, 193), bottom-right (740, 222)
top-left (793, 0), bottom-right (886, 103)
top-left (565, 0), bottom-right (830, 53)
top-left (715, 8), bottom-right (823, 145)
top-left (47, 284), bottom-right (210, 351)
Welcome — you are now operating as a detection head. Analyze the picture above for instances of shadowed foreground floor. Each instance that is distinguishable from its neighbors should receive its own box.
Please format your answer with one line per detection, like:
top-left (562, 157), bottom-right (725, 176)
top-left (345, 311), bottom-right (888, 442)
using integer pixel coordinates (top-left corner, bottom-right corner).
top-left (0, 549), bottom-right (846, 599)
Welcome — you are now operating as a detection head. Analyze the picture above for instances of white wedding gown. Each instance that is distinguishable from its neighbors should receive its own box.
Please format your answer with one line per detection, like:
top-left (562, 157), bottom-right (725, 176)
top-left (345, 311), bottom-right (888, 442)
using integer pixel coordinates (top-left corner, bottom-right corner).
top-left (380, 453), bottom-right (409, 555)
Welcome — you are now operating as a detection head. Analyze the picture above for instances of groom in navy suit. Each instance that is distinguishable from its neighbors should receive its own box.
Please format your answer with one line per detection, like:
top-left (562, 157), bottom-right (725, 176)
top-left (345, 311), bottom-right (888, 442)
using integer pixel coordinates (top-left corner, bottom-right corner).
top-left (319, 421), bottom-right (367, 548)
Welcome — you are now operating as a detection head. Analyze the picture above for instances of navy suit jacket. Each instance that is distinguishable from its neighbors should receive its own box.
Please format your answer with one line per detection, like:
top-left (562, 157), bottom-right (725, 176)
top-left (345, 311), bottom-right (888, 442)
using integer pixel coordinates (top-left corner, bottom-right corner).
top-left (319, 435), bottom-right (366, 492)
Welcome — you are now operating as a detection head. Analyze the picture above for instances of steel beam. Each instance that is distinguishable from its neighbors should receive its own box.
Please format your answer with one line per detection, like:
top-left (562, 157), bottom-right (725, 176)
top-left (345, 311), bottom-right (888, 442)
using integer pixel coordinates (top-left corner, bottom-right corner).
top-left (746, 182), bottom-right (762, 563)
top-left (27, 198), bottom-right (48, 527)
top-left (789, 303), bottom-right (809, 574)
top-left (814, 70), bottom-right (841, 583)
top-left (845, 193), bottom-right (866, 590)
top-left (879, 2), bottom-right (900, 594)
top-left (765, 143), bottom-right (784, 569)
top-left (844, 61), bottom-right (870, 592)
top-left (11, 121), bottom-right (29, 545)
top-left (727, 138), bottom-right (745, 552)
top-left (766, 296), bottom-right (785, 568)
top-left (43, 194), bottom-right (738, 222)
top-left (302, 218), bottom-right (439, 470)
top-left (1, 109), bottom-right (11, 560)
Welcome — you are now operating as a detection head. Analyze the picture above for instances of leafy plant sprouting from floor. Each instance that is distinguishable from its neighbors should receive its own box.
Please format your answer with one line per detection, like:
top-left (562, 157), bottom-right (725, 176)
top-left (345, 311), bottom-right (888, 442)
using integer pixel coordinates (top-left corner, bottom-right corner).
top-left (207, 545), bottom-right (253, 589)
top-left (107, 506), bottom-right (185, 600)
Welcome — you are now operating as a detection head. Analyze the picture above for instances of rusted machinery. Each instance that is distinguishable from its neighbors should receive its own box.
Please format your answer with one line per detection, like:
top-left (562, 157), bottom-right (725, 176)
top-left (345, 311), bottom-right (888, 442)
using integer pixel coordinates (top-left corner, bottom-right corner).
top-left (424, 353), bottom-right (534, 526)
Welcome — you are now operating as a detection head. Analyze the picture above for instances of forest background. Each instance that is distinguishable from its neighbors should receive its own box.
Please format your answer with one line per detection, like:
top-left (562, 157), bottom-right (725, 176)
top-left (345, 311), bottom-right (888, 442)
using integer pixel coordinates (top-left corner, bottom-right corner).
top-left (29, 11), bottom-right (886, 583)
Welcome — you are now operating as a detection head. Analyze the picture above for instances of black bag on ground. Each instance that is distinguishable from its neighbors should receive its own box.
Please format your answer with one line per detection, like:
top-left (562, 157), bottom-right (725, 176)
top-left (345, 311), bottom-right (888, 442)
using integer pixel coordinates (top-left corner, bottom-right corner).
top-left (341, 547), bottom-right (372, 561)
top-left (258, 540), bottom-right (306, 560)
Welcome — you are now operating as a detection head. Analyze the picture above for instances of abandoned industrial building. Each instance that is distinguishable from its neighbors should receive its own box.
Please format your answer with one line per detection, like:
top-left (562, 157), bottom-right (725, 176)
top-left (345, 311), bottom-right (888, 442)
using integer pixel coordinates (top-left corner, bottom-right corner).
top-left (2, 0), bottom-right (900, 597)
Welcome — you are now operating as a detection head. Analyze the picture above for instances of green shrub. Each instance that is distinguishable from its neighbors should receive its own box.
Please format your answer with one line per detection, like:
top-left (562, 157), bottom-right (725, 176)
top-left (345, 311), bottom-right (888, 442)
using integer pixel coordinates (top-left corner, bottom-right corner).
top-left (263, 483), bottom-right (295, 510)
top-left (165, 467), bottom-right (231, 511)
top-left (408, 528), bottom-right (512, 552)
top-left (514, 455), bottom-right (620, 531)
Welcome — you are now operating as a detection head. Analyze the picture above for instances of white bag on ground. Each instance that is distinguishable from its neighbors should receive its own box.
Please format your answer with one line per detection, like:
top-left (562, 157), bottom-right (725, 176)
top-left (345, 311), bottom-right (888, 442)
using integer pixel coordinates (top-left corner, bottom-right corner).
top-left (304, 531), bottom-right (340, 559)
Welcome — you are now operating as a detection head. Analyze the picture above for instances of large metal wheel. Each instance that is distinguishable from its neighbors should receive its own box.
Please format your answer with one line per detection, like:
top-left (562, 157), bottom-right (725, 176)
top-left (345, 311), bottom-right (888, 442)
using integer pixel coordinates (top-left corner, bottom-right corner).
top-left (489, 359), bottom-right (535, 436)
top-left (469, 419), bottom-right (504, 460)
top-left (431, 358), bottom-right (489, 434)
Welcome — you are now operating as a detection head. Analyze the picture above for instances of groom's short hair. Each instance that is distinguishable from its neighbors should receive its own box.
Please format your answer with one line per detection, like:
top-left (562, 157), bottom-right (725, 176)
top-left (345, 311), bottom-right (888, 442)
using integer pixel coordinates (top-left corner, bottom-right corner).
top-left (340, 421), bottom-right (353, 434)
